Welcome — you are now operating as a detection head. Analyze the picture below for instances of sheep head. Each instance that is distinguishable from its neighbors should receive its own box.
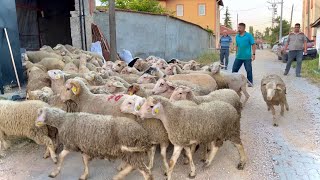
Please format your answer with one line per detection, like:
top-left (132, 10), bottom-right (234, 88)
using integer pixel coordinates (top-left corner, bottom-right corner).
top-left (127, 84), bottom-right (140, 95)
top-left (164, 64), bottom-right (177, 75)
top-left (152, 79), bottom-right (175, 95)
top-left (48, 70), bottom-right (64, 80)
top-left (120, 95), bottom-right (146, 115)
top-left (104, 81), bottom-right (125, 93)
top-left (137, 74), bottom-right (157, 84)
top-left (112, 60), bottom-right (127, 73)
top-left (60, 79), bottom-right (82, 102)
top-left (169, 86), bottom-right (192, 102)
top-left (138, 96), bottom-right (162, 119)
top-left (210, 62), bottom-right (223, 74)
top-left (36, 107), bottom-right (65, 127)
top-left (262, 81), bottom-right (284, 101)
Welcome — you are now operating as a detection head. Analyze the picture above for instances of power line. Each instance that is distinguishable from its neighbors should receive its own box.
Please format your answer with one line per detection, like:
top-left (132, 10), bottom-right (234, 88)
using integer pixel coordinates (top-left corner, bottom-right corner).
top-left (229, 6), bottom-right (265, 12)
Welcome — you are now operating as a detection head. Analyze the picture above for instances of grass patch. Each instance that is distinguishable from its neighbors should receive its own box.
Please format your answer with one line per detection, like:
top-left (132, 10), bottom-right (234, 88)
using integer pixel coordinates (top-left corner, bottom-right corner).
top-left (196, 51), bottom-right (220, 65)
top-left (292, 58), bottom-right (320, 83)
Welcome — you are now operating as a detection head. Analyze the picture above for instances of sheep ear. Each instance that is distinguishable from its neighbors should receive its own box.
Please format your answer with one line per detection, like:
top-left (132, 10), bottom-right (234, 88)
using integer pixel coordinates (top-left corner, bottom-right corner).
top-left (134, 98), bottom-right (145, 112)
top-left (70, 81), bottom-right (81, 95)
top-left (152, 102), bottom-right (161, 115)
top-left (113, 81), bottom-right (124, 88)
top-left (276, 84), bottom-right (283, 90)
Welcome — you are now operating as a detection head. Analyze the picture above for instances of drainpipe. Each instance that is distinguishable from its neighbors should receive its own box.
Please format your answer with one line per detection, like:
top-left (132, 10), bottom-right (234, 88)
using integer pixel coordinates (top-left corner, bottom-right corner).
top-left (81, 0), bottom-right (87, 51)
top-left (78, 0), bottom-right (84, 50)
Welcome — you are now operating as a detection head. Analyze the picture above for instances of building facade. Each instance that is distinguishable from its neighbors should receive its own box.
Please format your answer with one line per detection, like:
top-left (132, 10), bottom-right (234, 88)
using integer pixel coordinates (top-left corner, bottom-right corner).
top-left (302, 0), bottom-right (320, 40)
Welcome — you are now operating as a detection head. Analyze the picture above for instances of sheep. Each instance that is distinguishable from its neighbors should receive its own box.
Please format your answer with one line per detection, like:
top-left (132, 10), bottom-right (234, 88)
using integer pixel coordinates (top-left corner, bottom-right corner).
top-left (0, 100), bottom-right (57, 163)
top-left (36, 107), bottom-right (153, 180)
top-left (79, 54), bottom-right (91, 74)
top-left (170, 86), bottom-right (242, 115)
top-left (118, 74), bottom-right (140, 84)
top-left (25, 51), bottom-right (63, 63)
top-left (25, 60), bottom-right (47, 72)
top-left (104, 80), bottom-right (127, 94)
top-left (209, 62), bottom-right (250, 105)
top-left (143, 67), bottom-right (165, 79)
top-left (121, 66), bottom-right (142, 75)
top-left (166, 73), bottom-right (218, 95)
top-left (40, 45), bottom-right (55, 53)
top-left (120, 95), bottom-right (170, 174)
top-left (109, 76), bottom-right (131, 88)
top-left (133, 58), bottom-right (150, 72)
top-left (47, 70), bottom-right (65, 94)
top-left (261, 74), bottom-right (289, 127)
top-left (27, 87), bottom-right (54, 102)
top-left (127, 84), bottom-right (153, 97)
top-left (137, 74), bottom-right (157, 84)
top-left (36, 58), bottom-right (65, 70)
top-left (26, 66), bottom-right (51, 93)
top-left (112, 60), bottom-right (127, 73)
top-left (63, 62), bottom-right (79, 74)
top-left (137, 96), bottom-right (247, 180)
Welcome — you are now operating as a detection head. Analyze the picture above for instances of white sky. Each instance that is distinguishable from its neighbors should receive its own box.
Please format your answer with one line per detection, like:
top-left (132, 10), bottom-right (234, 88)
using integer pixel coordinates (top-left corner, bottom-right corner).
top-left (221, 0), bottom-right (303, 32)
top-left (95, 0), bottom-right (303, 33)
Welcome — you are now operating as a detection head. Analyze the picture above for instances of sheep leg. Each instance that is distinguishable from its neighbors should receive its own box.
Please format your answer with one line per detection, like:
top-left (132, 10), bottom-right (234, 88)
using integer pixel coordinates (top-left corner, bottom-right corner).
top-left (234, 143), bottom-right (247, 170)
top-left (184, 147), bottom-right (196, 178)
top-left (270, 106), bottom-right (278, 127)
top-left (280, 103), bottom-right (285, 116)
top-left (160, 142), bottom-right (169, 176)
top-left (113, 164), bottom-right (134, 180)
top-left (0, 130), bottom-right (10, 151)
top-left (184, 144), bottom-right (195, 165)
top-left (49, 149), bottom-right (70, 178)
top-left (241, 87), bottom-right (250, 106)
top-left (33, 135), bottom-right (57, 163)
top-left (147, 145), bottom-right (157, 170)
top-left (285, 99), bottom-right (289, 111)
top-left (201, 143), bottom-right (210, 162)
top-left (167, 145), bottom-right (183, 180)
top-left (203, 142), bottom-right (219, 168)
top-left (79, 154), bottom-right (92, 180)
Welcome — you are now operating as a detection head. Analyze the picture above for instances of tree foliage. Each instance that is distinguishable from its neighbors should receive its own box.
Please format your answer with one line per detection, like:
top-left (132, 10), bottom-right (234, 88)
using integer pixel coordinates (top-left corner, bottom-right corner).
top-left (249, 26), bottom-right (254, 35)
top-left (263, 17), bottom-right (291, 45)
top-left (223, 7), bottom-right (232, 29)
top-left (99, 0), bottom-right (169, 14)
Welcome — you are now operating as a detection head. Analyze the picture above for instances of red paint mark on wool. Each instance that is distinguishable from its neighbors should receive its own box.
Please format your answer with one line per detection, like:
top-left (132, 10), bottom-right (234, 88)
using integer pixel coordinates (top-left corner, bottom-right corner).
top-left (107, 94), bottom-right (124, 102)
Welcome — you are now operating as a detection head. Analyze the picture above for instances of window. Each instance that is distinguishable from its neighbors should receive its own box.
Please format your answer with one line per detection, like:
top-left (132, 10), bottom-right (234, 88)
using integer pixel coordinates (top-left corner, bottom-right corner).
top-left (176, 4), bottom-right (184, 17)
top-left (199, 4), bottom-right (206, 16)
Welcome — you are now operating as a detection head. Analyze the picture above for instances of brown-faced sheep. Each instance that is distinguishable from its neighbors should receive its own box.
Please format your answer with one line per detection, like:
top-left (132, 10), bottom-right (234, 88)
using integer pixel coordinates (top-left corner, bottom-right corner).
top-left (127, 84), bottom-right (153, 97)
top-left (26, 66), bottom-right (51, 93)
top-left (27, 87), bottom-right (54, 102)
top-left (134, 58), bottom-right (150, 72)
top-left (36, 107), bottom-right (153, 180)
top-left (209, 62), bottom-right (250, 105)
top-left (112, 60), bottom-right (127, 73)
top-left (170, 86), bottom-right (242, 115)
top-left (261, 74), bottom-right (289, 126)
top-left (0, 100), bottom-right (57, 163)
top-left (138, 96), bottom-right (247, 180)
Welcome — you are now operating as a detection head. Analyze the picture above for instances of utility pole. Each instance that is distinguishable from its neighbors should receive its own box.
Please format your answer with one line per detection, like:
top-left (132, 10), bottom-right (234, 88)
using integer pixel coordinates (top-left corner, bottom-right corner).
top-left (237, 13), bottom-right (238, 26)
top-left (267, 0), bottom-right (278, 29)
top-left (279, 0), bottom-right (283, 41)
top-left (290, 4), bottom-right (294, 29)
top-left (109, 0), bottom-right (117, 62)
top-left (307, 0), bottom-right (310, 39)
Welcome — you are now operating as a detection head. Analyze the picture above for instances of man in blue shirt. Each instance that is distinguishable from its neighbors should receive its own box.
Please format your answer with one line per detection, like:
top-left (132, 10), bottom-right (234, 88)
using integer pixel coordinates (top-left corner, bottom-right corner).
top-left (219, 30), bottom-right (233, 70)
top-left (232, 23), bottom-right (256, 86)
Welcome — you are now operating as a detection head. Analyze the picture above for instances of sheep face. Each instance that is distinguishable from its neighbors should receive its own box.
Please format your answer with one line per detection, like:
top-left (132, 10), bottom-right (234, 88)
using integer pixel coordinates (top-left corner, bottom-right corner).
top-left (35, 107), bottom-right (48, 127)
top-left (138, 97), bottom-right (162, 119)
top-left (152, 79), bottom-right (174, 95)
top-left (137, 74), bottom-right (156, 84)
top-left (60, 80), bottom-right (81, 102)
top-left (169, 86), bottom-right (190, 102)
top-left (102, 61), bottom-right (114, 70)
top-left (210, 62), bottom-right (224, 74)
top-left (127, 84), bottom-right (140, 95)
top-left (104, 81), bottom-right (124, 93)
top-left (112, 60), bottom-right (127, 73)
top-left (48, 70), bottom-right (64, 80)
top-left (263, 82), bottom-right (283, 101)
top-left (183, 64), bottom-right (192, 70)
top-left (164, 65), bottom-right (176, 75)
top-left (120, 95), bottom-right (146, 115)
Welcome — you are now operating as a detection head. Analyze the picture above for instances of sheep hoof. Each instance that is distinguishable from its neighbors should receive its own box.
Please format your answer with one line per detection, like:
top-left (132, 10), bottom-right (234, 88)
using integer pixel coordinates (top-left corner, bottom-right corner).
top-left (79, 175), bottom-right (88, 180)
top-left (273, 123), bottom-right (278, 127)
top-left (48, 174), bottom-right (57, 178)
top-left (237, 162), bottom-right (245, 170)
top-left (202, 162), bottom-right (210, 168)
top-left (188, 173), bottom-right (196, 179)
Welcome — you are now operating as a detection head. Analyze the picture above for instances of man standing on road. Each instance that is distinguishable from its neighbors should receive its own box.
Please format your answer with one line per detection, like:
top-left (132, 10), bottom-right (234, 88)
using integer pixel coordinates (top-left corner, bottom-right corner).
top-left (232, 23), bottom-right (256, 87)
top-left (219, 30), bottom-right (232, 70)
top-left (284, 23), bottom-right (307, 77)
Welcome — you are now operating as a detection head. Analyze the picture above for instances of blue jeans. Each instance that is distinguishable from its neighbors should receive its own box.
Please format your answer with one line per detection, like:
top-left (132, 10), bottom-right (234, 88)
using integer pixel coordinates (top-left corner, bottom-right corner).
top-left (285, 50), bottom-right (303, 76)
top-left (220, 49), bottom-right (229, 68)
top-left (232, 59), bottom-right (253, 84)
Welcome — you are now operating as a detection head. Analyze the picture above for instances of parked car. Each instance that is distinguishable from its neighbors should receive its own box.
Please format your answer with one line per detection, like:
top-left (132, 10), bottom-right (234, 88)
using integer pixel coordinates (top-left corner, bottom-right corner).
top-left (272, 44), bottom-right (279, 53)
top-left (277, 35), bottom-right (317, 63)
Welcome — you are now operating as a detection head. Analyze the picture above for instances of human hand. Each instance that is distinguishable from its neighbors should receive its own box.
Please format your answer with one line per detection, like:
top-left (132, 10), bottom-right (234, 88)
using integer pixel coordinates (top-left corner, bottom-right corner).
top-left (252, 55), bottom-right (255, 61)
top-left (304, 49), bottom-right (307, 55)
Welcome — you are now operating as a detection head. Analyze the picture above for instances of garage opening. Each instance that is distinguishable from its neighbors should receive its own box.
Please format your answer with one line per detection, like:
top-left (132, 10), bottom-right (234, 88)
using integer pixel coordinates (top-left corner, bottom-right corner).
top-left (16, 0), bottom-right (75, 50)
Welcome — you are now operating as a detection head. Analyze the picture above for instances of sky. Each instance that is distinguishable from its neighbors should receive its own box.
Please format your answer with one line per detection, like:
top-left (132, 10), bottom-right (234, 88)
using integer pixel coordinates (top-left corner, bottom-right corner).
top-left (95, 0), bottom-right (303, 33)
top-left (221, 0), bottom-right (303, 32)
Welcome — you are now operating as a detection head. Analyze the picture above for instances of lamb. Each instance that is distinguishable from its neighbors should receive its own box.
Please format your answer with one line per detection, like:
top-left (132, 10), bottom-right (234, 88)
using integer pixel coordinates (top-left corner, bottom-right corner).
top-left (133, 58), bottom-right (150, 72)
top-left (48, 70), bottom-right (65, 94)
top-left (27, 87), bottom-right (54, 102)
top-left (109, 76), bottom-right (131, 88)
top-left (40, 45), bottom-right (55, 53)
top-left (261, 74), bottom-right (289, 126)
top-left (79, 54), bottom-right (91, 74)
top-left (137, 74), bottom-right (157, 84)
top-left (121, 66), bottom-right (142, 75)
top-left (104, 80), bottom-right (127, 94)
top-left (112, 60), bottom-right (127, 73)
top-left (0, 100), bottom-right (57, 163)
top-left (25, 51), bottom-right (63, 63)
top-left (138, 96), bottom-right (247, 180)
top-left (209, 62), bottom-right (250, 104)
top-left (143, 67), bottom-right (165, 79)
top-left (36, 107), bottom-right (153, 180)
top-left (166, 73), bottom-right (218, 95)
top-left (127, 84), bottom-right (153, 97)
top-left (37, 58), bottom-right (65, 70)
top-left (63, 62), bottom-right (79, 74)
top-left (170, 86), bottom-right (242, 115)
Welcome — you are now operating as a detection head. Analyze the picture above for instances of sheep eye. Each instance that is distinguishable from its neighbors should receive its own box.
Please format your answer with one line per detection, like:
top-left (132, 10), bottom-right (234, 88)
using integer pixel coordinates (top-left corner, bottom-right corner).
top-left (117, 64), bottom-right (121, 67)
top-left (128, 102), bottom-right (132, 105)
top-left (150, 106), bottom-right (154, 108)
top-left (179, 93), bottom-right (182, 95)
top-left (160, 83), bottom-right (163, 86)
top-left (66, 88), bottom-right (70, 91)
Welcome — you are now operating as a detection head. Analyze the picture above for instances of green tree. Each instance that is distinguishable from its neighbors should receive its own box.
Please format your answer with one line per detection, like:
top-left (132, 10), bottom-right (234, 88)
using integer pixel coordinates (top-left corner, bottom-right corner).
top-left (99, 0), bottom-right (169, 14)
top-left (249, 26), bottom-right (254, 35)
top-left (223, 7), bottom-right (232, 29)
top-left (255, 30), bottom-right (263, 39)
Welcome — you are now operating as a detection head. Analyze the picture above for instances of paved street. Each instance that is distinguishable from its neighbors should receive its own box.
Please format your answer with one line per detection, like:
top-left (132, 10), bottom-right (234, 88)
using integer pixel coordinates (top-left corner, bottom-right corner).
top-left (0, 50), bottom-right (320, 180)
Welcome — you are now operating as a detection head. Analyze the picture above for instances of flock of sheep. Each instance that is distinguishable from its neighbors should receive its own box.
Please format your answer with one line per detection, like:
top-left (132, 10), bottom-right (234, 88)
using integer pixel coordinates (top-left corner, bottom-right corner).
top-left (0, 44), bottom-right (289, 180)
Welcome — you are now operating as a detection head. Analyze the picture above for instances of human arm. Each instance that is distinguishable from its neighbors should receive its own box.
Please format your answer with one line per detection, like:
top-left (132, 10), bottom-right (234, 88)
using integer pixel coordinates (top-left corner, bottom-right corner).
top-left (250, 34), bottom-right (256, 61)
top-left (303, 35), bottom-right (307, 54)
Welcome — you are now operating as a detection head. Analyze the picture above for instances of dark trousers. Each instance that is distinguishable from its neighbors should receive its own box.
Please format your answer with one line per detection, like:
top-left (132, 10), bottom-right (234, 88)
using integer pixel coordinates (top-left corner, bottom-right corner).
top-left (220, 49), bottom-right (230, 68)
top-left (232, 58), bottom-right (253, 84)
top-left (285, 50), bottom-right (303, 76)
